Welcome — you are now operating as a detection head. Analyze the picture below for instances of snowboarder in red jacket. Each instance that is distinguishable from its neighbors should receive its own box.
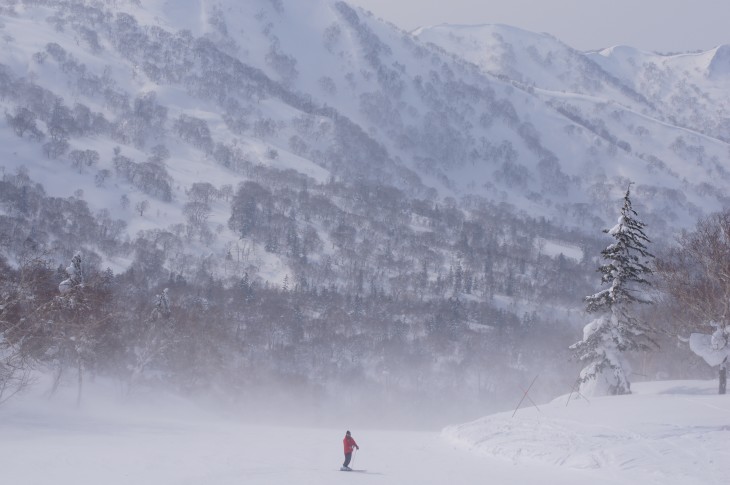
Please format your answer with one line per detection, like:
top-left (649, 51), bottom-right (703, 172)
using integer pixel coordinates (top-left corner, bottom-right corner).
top-left (341, 430), bottom-right (359, 471)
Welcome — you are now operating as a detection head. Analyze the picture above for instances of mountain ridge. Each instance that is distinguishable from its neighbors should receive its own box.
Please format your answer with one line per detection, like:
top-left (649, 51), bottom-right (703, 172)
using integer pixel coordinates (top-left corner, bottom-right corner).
top-left (3, 1), bottom-right (728, 237)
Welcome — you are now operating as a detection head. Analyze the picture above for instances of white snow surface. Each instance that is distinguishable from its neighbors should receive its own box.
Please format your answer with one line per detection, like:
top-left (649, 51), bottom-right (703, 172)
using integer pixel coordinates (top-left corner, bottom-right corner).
top-left (443, 380), bottom-right (729, 485)
top-left (535, 237), bottom-right (584, 262)
top-left (2, 380), bottom-right (727, 484)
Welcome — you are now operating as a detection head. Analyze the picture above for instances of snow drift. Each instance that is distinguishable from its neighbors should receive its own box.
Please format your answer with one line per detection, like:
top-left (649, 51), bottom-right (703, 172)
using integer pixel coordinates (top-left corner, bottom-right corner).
top-left (443, 380), bottom-right (729, 484)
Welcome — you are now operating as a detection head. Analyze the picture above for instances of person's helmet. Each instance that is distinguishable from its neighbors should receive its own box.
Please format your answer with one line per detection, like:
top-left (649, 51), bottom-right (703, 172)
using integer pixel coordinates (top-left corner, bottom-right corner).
top-left (346, 430), bottom-right (351, 436)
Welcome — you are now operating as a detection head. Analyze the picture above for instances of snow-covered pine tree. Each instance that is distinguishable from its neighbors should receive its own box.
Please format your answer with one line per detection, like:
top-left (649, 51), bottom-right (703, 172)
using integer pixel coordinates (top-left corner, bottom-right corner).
top-left (151, 288), bottom-right (171, 321)
top-left (571, 184), bottom-right (656, 396)
top-left (58, 252), bottom-right (83, 294)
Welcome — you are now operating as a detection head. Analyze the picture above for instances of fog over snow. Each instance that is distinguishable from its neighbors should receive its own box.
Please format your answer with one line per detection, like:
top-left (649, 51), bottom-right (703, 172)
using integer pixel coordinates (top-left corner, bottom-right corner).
top-left (2, 379), bottom-right (727, 485)
top-left (0, 1), bottom-right (728, 484)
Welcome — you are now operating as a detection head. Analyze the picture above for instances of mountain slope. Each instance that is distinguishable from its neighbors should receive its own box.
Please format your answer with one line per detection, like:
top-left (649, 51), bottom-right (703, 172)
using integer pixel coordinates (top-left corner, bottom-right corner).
top-left (0, 0), bottom-right (723, 416)
top-left (2, 0), bottom-right (729, 252)
top-left (414, 23), bottom-right (730, 231)
top-left (413, 23), bottom-right (654, 110)
top-left (588, 44), bottom-right (730, 141)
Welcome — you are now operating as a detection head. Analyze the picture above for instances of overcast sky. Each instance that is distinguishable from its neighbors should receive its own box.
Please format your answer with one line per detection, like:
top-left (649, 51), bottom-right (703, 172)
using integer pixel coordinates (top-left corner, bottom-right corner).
top-left (348, 0), bottom-right (727, 53)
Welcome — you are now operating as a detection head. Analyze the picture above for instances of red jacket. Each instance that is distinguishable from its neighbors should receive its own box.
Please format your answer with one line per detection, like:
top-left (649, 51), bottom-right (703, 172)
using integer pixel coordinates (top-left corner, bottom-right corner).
top-left (343, 435), bottom-right (359, 454)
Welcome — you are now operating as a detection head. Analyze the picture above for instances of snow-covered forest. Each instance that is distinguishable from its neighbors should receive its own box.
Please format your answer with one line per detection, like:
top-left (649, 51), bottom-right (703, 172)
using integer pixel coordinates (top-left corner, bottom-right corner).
top-left (0, 0), bottom-right (729, 445)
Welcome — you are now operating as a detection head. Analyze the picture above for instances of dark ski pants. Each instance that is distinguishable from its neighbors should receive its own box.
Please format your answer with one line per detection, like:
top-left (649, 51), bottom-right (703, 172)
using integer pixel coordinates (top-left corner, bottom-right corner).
top-left (343, 452), bottom-right (352, 468)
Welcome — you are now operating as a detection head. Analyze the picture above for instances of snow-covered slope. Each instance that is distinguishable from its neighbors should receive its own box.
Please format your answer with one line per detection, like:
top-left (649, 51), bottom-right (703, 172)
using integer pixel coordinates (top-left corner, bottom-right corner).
top-left (443, 380), bottom-right (729, 484)
top-left (1, 380), bottom-right (725, 484)
top-left (413, 23), bottom-right (651, 109)
top-left (1, 0), bottom-right (729, 259)
top-left (588, 44), bottom-right (730, 141)
top-left (416, 23), bottom-right (730, 145)
top-left (413, 22), bottom-right (730, 233)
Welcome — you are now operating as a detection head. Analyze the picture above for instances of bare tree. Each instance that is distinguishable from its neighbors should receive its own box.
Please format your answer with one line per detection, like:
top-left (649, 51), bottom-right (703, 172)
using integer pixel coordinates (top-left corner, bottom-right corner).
top-left (656, 210), bottom-right (730, 393)
top-left (0, 254), bottom-right (53, 403)
top-left (135, 199), bottom-right (150, 216)
top-left (187, 182), bottom-right (217, 205)
top-left (5, 107), bottom-right (39, 137)
top-left (128, 288), bottom-right (174, 392)
top-left (40, 253), bottom-right (112, 405)
top-left (183, 201), bottom-right (210, 227)
top-left (69, 149), bottom-right (100, 173)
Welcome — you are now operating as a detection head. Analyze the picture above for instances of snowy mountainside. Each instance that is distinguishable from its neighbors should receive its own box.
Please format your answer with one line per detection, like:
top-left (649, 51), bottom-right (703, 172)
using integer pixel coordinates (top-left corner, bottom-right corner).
top-left (413, 23), bottom-right (653, 110)
top-left (0, 0), bottom-right (727, 416)
top-left (0, 0), bottom-right (619, 287)
top-left (415, 23), bottom-right (730, 137)
top-left (0, 0), bottom-right (728, 252)
top-left (1, 0), bottom-right (607, 416)
top-left (443, 380), bottom-right (729, 485)
top-left (416, 23), bottom-right (730, 175)
top-left (588, 44), bottom-right (730, 141)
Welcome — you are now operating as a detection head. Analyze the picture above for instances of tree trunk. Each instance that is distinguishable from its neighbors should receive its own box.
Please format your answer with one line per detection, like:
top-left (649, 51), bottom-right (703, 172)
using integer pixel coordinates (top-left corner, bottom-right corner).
top-left (76, 359), bottom-right (83, 407)
top-left (50, 364), bottom-right (64, 397)
top-left (720, 359), bottom-right (727, 395)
